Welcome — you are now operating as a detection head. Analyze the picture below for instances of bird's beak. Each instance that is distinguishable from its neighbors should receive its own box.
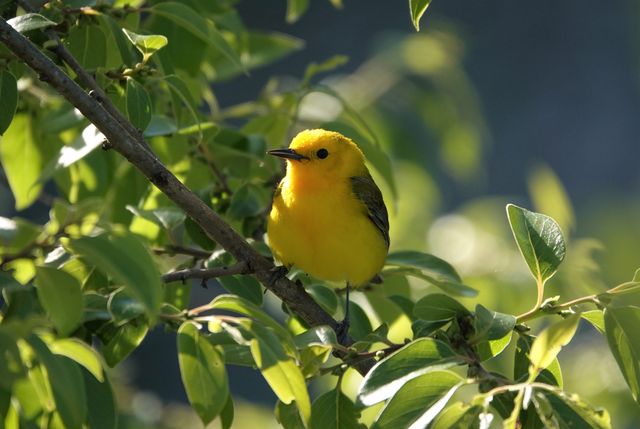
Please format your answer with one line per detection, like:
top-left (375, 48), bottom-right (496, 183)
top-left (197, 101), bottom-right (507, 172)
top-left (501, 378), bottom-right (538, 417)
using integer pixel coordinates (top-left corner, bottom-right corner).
top-left (268, 148), bottom-right (309, 161)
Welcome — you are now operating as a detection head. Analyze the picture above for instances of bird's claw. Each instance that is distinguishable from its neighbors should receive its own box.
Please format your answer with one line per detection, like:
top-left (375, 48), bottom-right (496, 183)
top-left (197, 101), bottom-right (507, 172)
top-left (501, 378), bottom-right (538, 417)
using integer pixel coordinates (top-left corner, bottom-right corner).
top-left (267, 265), bottom-right (289, 288)
top-left (336, 317), bottom-right (351, 344)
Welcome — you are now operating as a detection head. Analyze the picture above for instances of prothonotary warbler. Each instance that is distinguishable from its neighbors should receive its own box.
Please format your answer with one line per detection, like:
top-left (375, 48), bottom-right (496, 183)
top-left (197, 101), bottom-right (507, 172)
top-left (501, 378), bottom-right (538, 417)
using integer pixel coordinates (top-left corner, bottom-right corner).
top-left (267, 129), bottom-right (390, 332)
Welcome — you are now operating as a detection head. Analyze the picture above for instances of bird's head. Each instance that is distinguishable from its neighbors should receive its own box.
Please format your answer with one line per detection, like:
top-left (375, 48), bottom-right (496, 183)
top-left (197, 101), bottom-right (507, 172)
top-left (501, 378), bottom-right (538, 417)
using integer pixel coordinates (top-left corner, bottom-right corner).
top-left (268, 129), bottom-right (367, 184)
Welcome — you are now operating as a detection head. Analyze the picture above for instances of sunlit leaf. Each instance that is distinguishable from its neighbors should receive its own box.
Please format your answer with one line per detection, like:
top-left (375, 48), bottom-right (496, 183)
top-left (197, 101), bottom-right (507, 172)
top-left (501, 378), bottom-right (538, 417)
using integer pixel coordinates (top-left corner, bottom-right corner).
top-left (49, 338), bottom-right (104, 382)
top-left (0, 114), bottom-right (43, 209)
top-left (246, 322), bottom-right (310, 423)
top-left (409, 0), bottom-right (432, 31)
top-left (373, 370), bottom-right (462, 429)
top-left (100, 319), bottom-right (149, 367)
top-left (429, 402), bottom-right (482, 429)
top-left (178, 322), bottom-right (229, 425)
top-left (528, 164), bottom-right (575, 235)
top-left (122, 28), bottom-right (168, 61)
top-left (357, 338), bottom-right (460, 406)
top-left (507, 204), bottom-right (566, 285)
top-left (604, 306), bottom-right (640, 403)
top-left (29, 335), bottom-right (87, 429)
top-left (581, 310), bottom-right (604, 334)
top-left (7, 13), bottom-right (56, 33)
top-left (514, 334), bottom-right (563, 388)
top-left (528, 314), bottom-right (579, 380)
top-left (286, 0), bottom-right (309, 23)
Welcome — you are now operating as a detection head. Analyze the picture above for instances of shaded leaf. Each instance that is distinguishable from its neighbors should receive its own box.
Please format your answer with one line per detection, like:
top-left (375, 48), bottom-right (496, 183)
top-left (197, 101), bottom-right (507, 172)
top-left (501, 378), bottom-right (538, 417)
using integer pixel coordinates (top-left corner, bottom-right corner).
top-left (65, 24), bottom-right (107, 69)
top-left (143, 115), bottom-right (178, 137)
top-left (413, 293), bottom-right (469, 321)
top-left (101, 319), bottom-right (149, 367)
top-left (126, 78), bottom-right (152, 130)
top-left (310, 387), bottom-right (365, 429)
top-left (178, 322), bottom-right (229, 425)
top-left (506, 204), bottom-right (566, 285)
top-left (286, 0), bottom-right (309, 23)
top-left (0, 329), bottom-right (25, 389)
top-left (0, 70), bottom-right (17, 135)
top-left (66, 231), bottom-right (162, 318)
top-left (82, 367), bottom-right (117, 429)
top-left (34, 267), bottom-right (83, 337)
top-left (515, 334), bottom-right (563, 388)
top-left (276, 400), bottom-right (306, 429)
top-left (218, 275), bottom-right (263, 306)
top-left (545, 390), bottom-right (611, 429)
top-left (357, 338), bottom-right (460, 406)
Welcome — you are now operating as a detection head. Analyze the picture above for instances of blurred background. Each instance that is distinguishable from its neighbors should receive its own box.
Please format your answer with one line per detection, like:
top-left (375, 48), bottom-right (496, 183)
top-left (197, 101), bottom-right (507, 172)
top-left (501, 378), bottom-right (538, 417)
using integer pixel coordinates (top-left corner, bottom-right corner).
top-left (3, 0), bottom-right (640, 427)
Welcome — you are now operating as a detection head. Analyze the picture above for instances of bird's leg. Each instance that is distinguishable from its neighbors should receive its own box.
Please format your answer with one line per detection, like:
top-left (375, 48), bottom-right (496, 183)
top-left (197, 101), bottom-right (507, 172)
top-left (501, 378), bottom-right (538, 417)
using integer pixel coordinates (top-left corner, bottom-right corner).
top-left (267, 265), bottom-right (289, 288)
top-left (336, 282), bottom-right (351, 343)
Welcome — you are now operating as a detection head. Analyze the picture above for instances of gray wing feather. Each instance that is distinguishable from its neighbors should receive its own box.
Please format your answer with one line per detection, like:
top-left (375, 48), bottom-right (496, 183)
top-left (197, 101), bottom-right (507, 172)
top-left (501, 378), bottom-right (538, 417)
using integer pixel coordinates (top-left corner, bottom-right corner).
top-left (350, 174), bottom-right (390, 248)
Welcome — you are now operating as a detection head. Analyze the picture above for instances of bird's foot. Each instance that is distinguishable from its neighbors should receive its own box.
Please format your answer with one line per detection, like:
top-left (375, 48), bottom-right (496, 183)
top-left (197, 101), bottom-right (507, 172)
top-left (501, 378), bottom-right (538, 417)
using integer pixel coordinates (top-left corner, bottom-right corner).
top-left (267, 265), bottom-right (289, 288)
top-left (336, 317), bottom-right (351, 344)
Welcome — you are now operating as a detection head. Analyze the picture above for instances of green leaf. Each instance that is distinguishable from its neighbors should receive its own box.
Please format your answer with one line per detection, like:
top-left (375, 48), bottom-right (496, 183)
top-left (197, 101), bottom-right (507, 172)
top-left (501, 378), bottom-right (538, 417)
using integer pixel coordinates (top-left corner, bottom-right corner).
top-left (0, 70), bottom-right (17, 135)
top-left (528, 314), bottom-right (580, 380)
top-left (385, 251), bottom-right (477, 297)
top-left (143, 115), bottom-right (178, 137)
top-left (506, 204), bottom-right (566, 285)
top-left (413, 293), bottom-right (470, 321)
top-left (7, 13), bottom-right (56, 33)
top-left (0, 217), bottom-right (40, 255)
top-left (122, 28), bottom-right (168, 61)
top-left (372, 370), bottom-right (463, 429)
top-left (429, 402), bottom-right (482, 429)
top-left (150, 2), bottom-right (242, 69)
top-left (101, 319), bottom-right (149, 367)
top-left (66, 231), bottom-right (162, 318)
top-left (514, 334), bottom-right (563, 387)
top-left (38, 124), bottom-right (105, 184)
top-left (209, 294), bottom-right (293, 350)
top-left (604, 306), bottom-right (640, 402)
top-left (247, 322), bottom-right (311, 423)
top-left (65, 24), bottom-right (107, 69)
top-left (581, 310), bottom-right (605, 334)
top-left (276, 400), bottom-right (306, 429)
top-left (299, 344), bottom-right (332, 378)
top-left (217, 275), bottom-right (263, 306)
top-left (357, 338), bottom-right (460, 407)
top-left (528, 165), bottom-right (575, 235)
top-left (178, 322), bottom-right (229, 425)
top-left (286, 0), bottom-right (309, 23)
top-left (0, 114), bottom-right (43, 209)
top-left (545, 390), bottom-right (611, 429)
top-left (108, 289), bottom-right (146, 325)
top-left (242, 31), bottom-right (304, 72)
top-left (126, 78), bottom-right (152, 131)
top-left (220, 395), bottom-right (234, 429)
top-left (307, 284), bottom-right (339, 315)
top-left (310, 387), bottom-right (365, 429)
top-left (409, 0), bottom-right (433, 31)
top-left (82, 367), bottom-right (117, 429)
top-left (0, 329), bottom-right (25, 389)
top-left (348, 301), bottom-right (373, 341)
top-left (49, 338), bottom-right (104, 382)
top-left (34, 267), bottom-right (83, 337)
top-left (29, 335), bottom-right (87, 429)
top-left (294, 325), bottom-right (338, 349)
top-left (472, 305), bottom-right (515, 360)
top-left (303, 55), bottom-right (349, 85)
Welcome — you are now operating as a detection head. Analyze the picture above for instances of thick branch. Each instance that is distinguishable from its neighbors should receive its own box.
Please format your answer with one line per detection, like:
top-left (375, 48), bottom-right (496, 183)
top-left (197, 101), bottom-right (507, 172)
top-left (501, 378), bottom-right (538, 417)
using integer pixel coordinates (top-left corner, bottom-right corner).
top-left (162, 262), bottom-right (249, 283)
top-left (0, 18), bottom-right (372, 372)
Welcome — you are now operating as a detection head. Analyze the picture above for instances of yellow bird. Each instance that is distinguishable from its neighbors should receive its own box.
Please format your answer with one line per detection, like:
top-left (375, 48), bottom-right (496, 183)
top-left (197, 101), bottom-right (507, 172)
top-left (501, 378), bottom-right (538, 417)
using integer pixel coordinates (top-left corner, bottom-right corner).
top-left (267, 129), bottom-right (390, 328)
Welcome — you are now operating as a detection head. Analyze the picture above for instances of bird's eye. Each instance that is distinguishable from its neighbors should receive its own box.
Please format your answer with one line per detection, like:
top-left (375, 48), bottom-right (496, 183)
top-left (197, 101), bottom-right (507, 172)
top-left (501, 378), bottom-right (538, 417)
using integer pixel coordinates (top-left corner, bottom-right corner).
top-left (316, 148), bottom-right (329, 159)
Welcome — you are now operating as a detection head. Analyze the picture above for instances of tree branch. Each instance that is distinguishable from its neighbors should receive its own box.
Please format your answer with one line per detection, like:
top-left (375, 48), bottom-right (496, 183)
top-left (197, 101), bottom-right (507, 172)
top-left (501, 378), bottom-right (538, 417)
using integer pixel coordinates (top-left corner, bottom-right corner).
top-left (0, 17), bottom-right (372, 373)
top-left (162, 262), bottom-right (249, 283)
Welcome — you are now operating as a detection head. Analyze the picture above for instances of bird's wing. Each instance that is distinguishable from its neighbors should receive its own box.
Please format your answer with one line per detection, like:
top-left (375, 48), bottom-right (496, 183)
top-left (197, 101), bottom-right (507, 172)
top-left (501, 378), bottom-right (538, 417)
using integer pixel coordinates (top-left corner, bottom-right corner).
top-left (350, 173), bottom-right (390, 249)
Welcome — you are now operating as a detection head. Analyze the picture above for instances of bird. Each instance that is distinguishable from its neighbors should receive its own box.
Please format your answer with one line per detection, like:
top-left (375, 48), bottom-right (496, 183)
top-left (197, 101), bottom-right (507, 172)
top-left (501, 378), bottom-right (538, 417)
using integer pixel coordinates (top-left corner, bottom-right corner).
top-left (267, 129), bottom-right (390, 335)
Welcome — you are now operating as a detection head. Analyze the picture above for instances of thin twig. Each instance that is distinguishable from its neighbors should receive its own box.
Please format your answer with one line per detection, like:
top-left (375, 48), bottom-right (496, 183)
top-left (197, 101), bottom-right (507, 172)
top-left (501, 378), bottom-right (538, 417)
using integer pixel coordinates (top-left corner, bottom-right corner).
top-left (162, 262), bottom-right (249, 283)
top-left (153, 245), bottom-right (212, 259)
